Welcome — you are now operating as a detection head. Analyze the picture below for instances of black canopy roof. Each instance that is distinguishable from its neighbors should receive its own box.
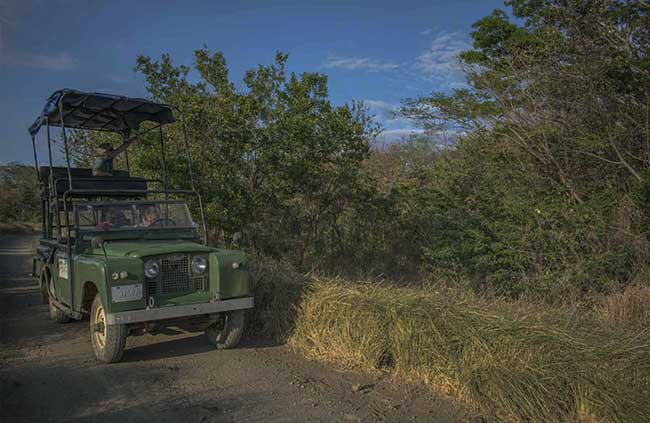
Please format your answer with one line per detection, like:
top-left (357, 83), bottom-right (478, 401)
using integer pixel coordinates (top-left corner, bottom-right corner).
top-left (28, 89), bottom-right (175, 137)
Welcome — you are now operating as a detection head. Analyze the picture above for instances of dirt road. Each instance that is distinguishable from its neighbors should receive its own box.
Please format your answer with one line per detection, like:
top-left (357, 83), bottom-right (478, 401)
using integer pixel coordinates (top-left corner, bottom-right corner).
top-left (0, 234), bottom-right (465, 423)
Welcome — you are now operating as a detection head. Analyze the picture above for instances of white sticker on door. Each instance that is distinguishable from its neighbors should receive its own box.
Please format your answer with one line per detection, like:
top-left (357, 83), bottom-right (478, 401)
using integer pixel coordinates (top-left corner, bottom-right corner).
top-left (58, 257), bottom-right (68, 279)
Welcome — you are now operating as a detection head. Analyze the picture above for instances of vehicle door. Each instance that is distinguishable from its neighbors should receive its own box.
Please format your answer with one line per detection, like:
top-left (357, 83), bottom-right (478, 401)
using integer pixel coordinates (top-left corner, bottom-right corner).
top-left (52, 248), bottom-right (73, 307)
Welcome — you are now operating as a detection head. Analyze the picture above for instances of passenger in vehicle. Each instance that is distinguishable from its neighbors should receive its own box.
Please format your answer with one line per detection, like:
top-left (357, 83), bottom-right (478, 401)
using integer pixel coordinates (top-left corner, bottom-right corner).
top-left (96, 208), bottom-right (129, 229)
top-left (92, 143), bottom-right (115, 177)
top-left (141, 206), bottom-right (159, 227)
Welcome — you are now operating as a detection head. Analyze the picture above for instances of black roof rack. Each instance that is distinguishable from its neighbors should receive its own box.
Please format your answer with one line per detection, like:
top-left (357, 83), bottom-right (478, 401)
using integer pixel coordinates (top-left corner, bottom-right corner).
top-left (28, 89), bottom-right (175, 136)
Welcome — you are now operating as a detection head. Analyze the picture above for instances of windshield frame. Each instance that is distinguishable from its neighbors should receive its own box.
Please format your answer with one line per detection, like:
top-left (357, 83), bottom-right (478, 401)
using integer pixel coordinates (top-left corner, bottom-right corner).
top-left (73, 199), bottom-right (198, 233)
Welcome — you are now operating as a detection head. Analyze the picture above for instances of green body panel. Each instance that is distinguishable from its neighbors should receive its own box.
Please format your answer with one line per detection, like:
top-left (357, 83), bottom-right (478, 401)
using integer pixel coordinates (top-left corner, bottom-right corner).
top-left (40, 237), bottom-right (250, 317)
top-left (209, 253), bottom-right (250, 299)
top-left (73, 255), bottom-right (110, 311)
top-left (99, 240), bottom-right (214, 257)
top-left (53, 251), bottom-right (72, 306)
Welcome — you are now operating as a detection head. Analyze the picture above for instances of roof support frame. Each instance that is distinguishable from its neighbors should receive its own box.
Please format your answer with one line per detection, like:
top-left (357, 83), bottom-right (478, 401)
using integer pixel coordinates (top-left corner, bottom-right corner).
top-left (59, 91), bottom-right (76, 313)
top-left (28, 89), bottom-right (208, 248)
top-left (46, 119), bottom-right (61, 239)
top-left (177, 108), bottom-right (207, 243)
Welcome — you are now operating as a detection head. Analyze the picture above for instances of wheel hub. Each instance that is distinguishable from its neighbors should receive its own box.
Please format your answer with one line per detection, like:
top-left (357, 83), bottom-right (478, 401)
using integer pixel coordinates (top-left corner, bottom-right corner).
top-left (93, 305), bottom-right (107, 349)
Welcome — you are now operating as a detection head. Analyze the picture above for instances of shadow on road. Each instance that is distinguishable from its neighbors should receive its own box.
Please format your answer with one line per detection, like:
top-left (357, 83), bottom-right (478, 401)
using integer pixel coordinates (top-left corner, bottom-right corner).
top-left (123, 333), bottom-right (279, 363)
top-left (123, 333), bottom-right (214, 362)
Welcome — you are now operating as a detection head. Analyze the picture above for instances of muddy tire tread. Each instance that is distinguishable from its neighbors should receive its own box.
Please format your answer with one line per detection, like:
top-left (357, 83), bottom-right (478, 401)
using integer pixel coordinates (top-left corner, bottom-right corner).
top-left (90, 294), bottom-right (127, 363)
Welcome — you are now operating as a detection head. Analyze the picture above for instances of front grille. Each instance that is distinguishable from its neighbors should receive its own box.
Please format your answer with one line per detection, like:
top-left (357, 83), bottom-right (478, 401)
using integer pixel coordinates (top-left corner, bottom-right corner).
top-left (193, 276), bottom-right (208, 291)
top-left (146, 254), bottom-right (208, 297)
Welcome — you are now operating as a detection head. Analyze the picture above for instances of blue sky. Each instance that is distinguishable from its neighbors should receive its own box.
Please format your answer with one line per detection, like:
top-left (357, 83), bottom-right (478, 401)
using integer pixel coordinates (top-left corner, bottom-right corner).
top-left (0, 0), bottom-right (504, 164)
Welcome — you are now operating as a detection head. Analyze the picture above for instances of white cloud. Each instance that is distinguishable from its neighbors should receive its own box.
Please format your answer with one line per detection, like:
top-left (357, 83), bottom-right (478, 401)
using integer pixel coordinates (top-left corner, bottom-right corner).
top-left (365, 99), bottom-right (396, 112)
top-left (415, 30), bottom-right (470, 82)
top-left (375, 128), bottom-right (425, 142)
top-left (322, 55), bottom-right (400, 73)
top-left (323, 30), bottom-right (470, 90)
top-left (375, 128), bottom-right (464, 146)
top-left (365, 99), bottom-right (410, 126)
top-left (365, 100), bottom-right (435, 142)
top-left (2, 51), bottom-right (77, 70)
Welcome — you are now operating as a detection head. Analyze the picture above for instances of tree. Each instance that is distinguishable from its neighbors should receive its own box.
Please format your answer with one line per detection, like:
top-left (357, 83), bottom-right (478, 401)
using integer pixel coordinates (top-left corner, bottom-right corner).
top-left (396, 0), bottom-right (650, 295)
top-left (127, 49), bottom-right (376, 263)
top-left (0, 163), bottom-right (40, 223)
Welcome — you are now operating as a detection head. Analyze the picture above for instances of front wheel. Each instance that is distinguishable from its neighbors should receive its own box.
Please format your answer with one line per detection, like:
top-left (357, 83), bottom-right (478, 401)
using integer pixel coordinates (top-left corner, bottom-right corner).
top-left (90, 294), bottom-right (127, 363)
top-left (205, 310), bottom-right (245, 349)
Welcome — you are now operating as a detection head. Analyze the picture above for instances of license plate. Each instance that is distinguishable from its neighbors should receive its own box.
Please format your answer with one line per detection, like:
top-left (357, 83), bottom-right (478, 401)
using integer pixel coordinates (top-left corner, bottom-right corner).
top-left (111, 284), bottom-right (143, 303)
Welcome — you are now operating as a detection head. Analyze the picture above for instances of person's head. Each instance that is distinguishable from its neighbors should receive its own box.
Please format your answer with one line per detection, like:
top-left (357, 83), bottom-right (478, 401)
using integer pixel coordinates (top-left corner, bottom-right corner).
top-left (96, 143), bottom-right (114, 158)
top-left (142, 206), bottom-right (159, 226)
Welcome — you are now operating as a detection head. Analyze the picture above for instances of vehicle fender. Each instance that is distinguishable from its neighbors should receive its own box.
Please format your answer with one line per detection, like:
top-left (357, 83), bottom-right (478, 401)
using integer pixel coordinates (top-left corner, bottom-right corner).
top-left (73, 255), bottom-right (110, 312)
top-left (39, 264), bottom-right (52, 292)
top-left (209, 251), bottom-right (251, 299)
top-left (95, 256), bottom-right (147, 313)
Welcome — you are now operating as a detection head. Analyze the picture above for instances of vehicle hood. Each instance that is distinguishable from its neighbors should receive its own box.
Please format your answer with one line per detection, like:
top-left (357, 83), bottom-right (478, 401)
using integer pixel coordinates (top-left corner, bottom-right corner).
top-left (101, 240), bottom-right (215, 258)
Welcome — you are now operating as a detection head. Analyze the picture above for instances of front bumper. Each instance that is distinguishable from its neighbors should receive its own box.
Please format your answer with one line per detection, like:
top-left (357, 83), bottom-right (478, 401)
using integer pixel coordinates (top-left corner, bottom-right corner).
top-left (105, 297), bottom-right (254, 325)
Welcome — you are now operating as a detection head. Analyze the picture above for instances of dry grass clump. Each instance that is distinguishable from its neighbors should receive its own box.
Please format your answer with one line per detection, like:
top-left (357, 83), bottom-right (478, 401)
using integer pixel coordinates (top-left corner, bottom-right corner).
top-left (284, 278), bottom-right (650, 423)
top-left (247, 258), bottom-right (650, 422)
top-left (598, 284), bottom-right (650, 331)
top-left (288, 281), bottom-right (392, 369)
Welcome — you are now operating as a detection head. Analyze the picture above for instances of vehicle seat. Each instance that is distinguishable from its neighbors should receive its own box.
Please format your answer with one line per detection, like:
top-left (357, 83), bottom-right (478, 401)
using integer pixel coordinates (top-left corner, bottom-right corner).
top-left (39, 166), bottom-right (147, 196)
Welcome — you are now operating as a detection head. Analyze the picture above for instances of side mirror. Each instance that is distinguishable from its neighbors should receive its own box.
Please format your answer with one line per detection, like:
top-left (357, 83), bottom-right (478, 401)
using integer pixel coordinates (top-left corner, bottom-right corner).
top-left (91, 236), bottom-right (104, 249)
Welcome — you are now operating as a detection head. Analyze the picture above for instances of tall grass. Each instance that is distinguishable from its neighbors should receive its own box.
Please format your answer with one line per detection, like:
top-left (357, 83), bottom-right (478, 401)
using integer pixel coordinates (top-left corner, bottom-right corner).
top-left (598, 285), bottom-right (650, 332)
top-left (250, 260), bottom-right (650, 422)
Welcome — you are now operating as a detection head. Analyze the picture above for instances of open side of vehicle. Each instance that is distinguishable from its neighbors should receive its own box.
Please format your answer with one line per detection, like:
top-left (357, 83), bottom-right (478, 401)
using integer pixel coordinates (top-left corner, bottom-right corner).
top-left (28, 89), bottom-right (254, 363)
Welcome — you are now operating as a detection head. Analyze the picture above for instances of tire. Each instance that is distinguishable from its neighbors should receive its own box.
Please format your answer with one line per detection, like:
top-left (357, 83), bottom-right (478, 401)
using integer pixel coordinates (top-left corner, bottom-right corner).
top-left (47, 274), bottom-right (70, 323)
top-left (205, 310), bottom-right (245, 349)
top-left (90, 294), bottom-right (127, 363)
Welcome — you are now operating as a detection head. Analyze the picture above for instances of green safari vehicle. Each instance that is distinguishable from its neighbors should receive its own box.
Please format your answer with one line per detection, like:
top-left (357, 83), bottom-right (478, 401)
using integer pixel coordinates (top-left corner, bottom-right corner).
top-left (27, 89), bottom-right (254, 363)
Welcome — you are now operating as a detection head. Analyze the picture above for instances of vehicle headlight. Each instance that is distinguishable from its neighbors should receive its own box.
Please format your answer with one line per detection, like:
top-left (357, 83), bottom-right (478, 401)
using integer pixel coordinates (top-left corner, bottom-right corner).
top-left (191, 256), bottom-right (207, 275)
top-left (144, 260), bottom-right (160, 279)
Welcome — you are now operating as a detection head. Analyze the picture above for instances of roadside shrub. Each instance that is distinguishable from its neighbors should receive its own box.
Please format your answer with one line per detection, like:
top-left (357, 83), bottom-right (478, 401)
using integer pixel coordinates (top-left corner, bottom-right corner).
top-left (285, 277), bottom-right (650, 423)
top-left (0, 164), bottom-right (40, 224)
top-left (247, 255), bottom-right (306, 342)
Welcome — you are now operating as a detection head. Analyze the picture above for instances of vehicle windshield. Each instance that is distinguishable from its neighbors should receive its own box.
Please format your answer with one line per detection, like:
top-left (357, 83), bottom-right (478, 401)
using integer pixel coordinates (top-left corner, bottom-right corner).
top-left (75, 202), bottom-right (197, 231)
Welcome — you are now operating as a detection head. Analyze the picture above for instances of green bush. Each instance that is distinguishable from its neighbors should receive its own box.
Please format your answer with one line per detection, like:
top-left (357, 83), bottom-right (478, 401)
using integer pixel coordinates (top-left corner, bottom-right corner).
top-left (0, 163), bottom-right (40, 224)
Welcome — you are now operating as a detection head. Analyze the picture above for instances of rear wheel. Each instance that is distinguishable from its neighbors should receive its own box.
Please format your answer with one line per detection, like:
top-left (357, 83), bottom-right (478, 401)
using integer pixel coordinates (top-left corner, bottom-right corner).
top-left (205, 310), bottom-right (245, 349)
top-left (47, 274), bottom-right (70, 324)
top-left (90, 294), bottom-right (127, 363)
